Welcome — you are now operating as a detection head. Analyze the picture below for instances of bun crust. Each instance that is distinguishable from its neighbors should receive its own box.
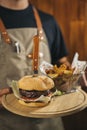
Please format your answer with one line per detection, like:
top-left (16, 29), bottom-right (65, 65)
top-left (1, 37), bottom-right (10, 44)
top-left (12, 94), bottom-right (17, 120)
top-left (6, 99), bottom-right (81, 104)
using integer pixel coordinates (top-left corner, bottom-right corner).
top-left (18, 100), bottom-right (49, 107)
top-left (18, 75), bottom-right (54, 91)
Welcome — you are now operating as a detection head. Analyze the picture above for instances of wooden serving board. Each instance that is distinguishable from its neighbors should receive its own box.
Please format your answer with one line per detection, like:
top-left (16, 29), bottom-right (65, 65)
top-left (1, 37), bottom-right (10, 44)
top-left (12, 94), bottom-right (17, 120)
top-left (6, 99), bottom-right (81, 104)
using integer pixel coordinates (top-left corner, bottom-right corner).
top-left (2, 88), bottom-right (87, 118)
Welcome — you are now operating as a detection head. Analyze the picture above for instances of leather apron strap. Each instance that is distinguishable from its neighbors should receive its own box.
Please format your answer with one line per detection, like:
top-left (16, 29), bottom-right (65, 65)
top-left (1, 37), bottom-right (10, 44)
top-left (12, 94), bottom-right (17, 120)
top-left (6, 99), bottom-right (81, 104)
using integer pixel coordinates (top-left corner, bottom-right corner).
top-left (0, 19), bottom-right (11, 44)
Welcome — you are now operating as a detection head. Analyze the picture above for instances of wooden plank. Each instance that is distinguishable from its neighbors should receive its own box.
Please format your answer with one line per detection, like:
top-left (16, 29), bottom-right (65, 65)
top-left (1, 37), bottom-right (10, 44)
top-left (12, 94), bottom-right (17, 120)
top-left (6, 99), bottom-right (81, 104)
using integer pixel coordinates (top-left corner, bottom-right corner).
top-left (70, 20), bottom-right (85, 60)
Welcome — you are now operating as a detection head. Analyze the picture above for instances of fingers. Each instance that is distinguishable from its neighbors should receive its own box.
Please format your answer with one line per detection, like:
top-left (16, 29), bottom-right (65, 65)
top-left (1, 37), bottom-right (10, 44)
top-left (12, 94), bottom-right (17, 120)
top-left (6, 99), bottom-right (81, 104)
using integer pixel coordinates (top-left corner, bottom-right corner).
top-left (0, 88), bottom-right (12, 96)
top-left (0, 88), bottom-right (12, 109)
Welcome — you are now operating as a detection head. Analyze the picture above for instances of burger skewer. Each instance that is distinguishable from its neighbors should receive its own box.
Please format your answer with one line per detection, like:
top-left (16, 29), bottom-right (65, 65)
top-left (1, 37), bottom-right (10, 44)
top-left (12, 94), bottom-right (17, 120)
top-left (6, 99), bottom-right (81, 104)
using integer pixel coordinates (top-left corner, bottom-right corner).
top-left (32, 35), bottom-right (39, 76)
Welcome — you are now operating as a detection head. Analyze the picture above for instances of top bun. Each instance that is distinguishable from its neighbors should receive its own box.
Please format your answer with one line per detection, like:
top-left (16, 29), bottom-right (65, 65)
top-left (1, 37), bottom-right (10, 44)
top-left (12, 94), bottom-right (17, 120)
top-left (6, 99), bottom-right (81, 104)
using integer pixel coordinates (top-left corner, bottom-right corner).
top-left (18, 75), bottom-right (54, 91)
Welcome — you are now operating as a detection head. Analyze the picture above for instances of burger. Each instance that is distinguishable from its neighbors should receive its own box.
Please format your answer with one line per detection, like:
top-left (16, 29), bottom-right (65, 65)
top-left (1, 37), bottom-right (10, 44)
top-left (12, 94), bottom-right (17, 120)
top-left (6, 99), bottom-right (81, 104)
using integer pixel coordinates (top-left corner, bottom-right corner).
top-left (17, 75), bottom-right (55, 107)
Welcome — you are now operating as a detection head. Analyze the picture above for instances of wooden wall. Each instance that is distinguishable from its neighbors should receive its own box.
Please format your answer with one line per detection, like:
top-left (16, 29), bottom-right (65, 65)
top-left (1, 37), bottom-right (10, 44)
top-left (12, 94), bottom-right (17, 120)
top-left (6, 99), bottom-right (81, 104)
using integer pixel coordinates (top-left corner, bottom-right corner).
top-left (31, 0), bottom-right (87, 62)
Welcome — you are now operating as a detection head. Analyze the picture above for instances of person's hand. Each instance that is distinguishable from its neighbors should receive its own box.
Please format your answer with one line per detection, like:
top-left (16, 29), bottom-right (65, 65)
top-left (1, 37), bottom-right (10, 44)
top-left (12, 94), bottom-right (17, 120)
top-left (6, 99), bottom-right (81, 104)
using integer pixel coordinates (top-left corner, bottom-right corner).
top-left (58, 57), bottom-right (71, 68)
top-left (0, 88), bottom-right (12, 108)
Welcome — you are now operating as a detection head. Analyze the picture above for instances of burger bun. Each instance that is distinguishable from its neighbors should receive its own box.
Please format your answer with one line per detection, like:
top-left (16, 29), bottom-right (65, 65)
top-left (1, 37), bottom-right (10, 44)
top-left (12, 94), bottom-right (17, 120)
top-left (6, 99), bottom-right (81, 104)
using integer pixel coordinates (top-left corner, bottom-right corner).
top-left (19, 100), bottom-right (49, 107)
top-left (18, 75), bottom-right (54, 91)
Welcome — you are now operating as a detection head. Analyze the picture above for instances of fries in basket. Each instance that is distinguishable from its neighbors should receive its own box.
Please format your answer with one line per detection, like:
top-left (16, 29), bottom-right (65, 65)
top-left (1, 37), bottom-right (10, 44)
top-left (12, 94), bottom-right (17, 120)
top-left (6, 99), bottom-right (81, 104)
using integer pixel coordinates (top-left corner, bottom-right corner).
top-left (40, 62), bottom-right (81, 92)
top-left (45, 64), bottom-right (74, 79)
top-left (45, 64), bottom-right (80, 92)
top-left (40, 53), bottom-right (87, 92)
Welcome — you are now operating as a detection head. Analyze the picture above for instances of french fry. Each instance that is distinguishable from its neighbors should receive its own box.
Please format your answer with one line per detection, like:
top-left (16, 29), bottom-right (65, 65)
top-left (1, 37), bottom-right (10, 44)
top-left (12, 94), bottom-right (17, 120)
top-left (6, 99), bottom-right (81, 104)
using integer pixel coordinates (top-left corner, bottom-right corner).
top-left (45, 64), bottom-right (73, 78)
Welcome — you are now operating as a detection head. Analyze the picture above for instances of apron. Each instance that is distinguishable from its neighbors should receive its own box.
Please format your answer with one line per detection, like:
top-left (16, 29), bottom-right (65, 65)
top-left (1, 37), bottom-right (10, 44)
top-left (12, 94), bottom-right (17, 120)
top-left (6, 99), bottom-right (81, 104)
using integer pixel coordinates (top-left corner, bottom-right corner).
top-left (0, 6), bottom-right (64, 130)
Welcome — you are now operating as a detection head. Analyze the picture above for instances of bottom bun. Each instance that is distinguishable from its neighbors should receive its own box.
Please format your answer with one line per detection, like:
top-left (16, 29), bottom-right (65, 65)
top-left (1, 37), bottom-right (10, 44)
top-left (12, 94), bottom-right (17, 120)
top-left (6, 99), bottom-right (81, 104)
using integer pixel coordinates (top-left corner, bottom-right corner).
top-left (18, 100), bottom-right (49, 107)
